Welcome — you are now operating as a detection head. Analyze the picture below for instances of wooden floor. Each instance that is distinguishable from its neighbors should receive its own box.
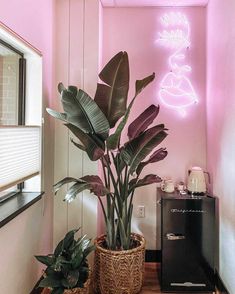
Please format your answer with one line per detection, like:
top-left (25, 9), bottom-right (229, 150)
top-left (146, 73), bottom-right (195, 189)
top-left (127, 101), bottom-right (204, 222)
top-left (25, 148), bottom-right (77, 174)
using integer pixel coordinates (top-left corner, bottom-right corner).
top-left (141, 263), bottom-right (161, 293)
top-left (40, 263), bottom-right (217, 294)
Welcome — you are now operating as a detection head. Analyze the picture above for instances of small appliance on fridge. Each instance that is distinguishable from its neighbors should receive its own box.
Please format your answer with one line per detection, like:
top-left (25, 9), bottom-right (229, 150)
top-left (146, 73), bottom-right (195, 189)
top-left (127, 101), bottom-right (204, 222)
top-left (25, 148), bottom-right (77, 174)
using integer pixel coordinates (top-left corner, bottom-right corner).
top-left (160, 189), bottom-right (215, 292)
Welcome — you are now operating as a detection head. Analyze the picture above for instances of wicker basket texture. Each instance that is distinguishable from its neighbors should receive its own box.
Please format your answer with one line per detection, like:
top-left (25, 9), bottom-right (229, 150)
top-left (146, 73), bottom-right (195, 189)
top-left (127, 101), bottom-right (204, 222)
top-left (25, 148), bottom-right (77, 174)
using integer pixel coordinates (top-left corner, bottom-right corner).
top-left (93, 233), bottom-right (146, 294)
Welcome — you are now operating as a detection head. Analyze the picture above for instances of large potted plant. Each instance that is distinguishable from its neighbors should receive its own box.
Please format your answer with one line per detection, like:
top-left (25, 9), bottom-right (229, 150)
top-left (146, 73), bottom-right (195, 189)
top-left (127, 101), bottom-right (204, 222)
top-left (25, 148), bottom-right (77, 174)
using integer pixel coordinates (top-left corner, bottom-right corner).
top-left (35, 229), bottom-right (95, 294)
top-left (47, 51), bottom-right (168, 293)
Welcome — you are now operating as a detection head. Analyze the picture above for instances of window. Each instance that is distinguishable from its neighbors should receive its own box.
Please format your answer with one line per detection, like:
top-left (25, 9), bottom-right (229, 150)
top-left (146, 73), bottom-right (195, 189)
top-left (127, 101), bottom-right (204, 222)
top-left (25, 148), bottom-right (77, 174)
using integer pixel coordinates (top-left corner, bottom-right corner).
top-left (0, 40), bottom-right (24, 201)
top-left (0, 39), bottom-right (24, 126)
top-left (0, 26), bottom-right (42, 202)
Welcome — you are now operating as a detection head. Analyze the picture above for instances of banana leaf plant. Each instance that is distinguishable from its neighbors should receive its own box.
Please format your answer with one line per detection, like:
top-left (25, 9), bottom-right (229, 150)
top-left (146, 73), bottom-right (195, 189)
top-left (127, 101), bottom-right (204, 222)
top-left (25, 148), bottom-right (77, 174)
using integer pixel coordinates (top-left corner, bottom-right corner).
top-left (47, 51), bottom-right (168, 250)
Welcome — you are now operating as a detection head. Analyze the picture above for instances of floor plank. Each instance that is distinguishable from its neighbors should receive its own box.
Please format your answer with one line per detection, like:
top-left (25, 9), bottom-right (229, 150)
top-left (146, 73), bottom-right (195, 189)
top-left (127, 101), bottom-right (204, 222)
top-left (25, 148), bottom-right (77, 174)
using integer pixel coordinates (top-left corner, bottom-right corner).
top-left (141, 262), bottom-right (161, 293)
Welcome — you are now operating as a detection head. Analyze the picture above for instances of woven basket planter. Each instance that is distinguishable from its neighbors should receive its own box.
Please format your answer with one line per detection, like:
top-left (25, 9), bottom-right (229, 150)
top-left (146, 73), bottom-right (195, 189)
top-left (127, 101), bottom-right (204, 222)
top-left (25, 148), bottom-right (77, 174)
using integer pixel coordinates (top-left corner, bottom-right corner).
top-left (93, 233), bottom-right (146, 294)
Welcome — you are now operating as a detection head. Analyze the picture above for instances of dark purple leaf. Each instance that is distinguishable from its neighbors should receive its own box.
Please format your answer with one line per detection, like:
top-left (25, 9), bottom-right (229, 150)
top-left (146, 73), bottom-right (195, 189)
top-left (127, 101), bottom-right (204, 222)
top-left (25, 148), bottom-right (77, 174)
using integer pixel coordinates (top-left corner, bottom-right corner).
top-left (148, 147), bottom-right (168, 163)
top-left (132, 174), bottom-right (162, 191)
top-left (136, 148), bottom-right (168, 175)
top-left (137, 174), bottom-right (162, 186)
top-left (81, 175), bottom-right (109, 196)
top-left (128, 178), bottom-right (138, 191)
top-left (128, 105), bottom-right (159, 140)
top-left (135, 73), bottom-right (155, 96)
top-left (94, 51), bottom-right (130, 128)
top-left (121, 125), bottom-right (168, 174)
top-left (65, 123), bottom-right (105, 161)
top-left (106, 72), bottom-right (155, 150)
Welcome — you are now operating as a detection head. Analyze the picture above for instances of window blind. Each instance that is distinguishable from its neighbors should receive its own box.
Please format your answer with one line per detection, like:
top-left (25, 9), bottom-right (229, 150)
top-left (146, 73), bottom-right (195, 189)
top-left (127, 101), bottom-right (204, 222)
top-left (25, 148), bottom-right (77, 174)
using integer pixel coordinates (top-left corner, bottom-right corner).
top-left (0, 126), bottom-right (40, 192)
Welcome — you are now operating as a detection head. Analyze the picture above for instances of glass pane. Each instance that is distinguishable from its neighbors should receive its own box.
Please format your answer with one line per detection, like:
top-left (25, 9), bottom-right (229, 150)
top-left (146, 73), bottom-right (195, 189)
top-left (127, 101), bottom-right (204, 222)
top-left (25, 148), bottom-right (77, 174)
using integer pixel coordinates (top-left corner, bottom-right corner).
top-left (0, 185), bottom-right (19, 202)
top-left (0, 43), bottom-right (21, 125)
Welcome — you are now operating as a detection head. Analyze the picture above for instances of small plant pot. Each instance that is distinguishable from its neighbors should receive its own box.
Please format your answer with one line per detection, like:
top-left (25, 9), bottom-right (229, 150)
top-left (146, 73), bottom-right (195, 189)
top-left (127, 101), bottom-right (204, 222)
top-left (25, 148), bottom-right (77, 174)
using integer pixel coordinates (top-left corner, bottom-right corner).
top-left (63, 276), bottom-right (91, 294)
top-left (44, 270), bottom-right (91, 294)
top-left (93, 233), bottom-right (146, 294)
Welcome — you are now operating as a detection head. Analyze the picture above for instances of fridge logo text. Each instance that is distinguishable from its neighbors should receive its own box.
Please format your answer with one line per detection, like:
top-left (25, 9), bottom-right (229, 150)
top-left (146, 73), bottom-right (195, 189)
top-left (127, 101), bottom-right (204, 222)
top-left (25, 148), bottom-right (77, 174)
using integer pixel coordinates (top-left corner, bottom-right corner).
top-left (171, 209), bottom-right (206, 214)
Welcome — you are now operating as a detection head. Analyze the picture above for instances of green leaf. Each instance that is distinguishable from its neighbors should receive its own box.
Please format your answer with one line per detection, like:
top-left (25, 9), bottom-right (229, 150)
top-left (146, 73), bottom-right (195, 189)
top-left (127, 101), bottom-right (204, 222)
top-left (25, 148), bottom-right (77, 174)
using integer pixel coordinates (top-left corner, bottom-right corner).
top-left (61, 87), bottom-right (109, 139)
top-left (95, 51), bottom-right (130, 128)
top-left (58, 82), bottom-right (66, 94)
top-left (51, 288), bottom-right (64, 294)
top-left (83, 244), bottom-right (96, 258)
top-left (71, 234), bottom-right (88, 251)
top-left (53, 177), bottom-right (78, 195)
top-left (71, 247), bottom-right (83, 269)
top-left (46, 108), bottom-right (67, 122)
top-left (39, 276), bottom-right (62, 288)
top-left (35, 255), bottom-right (55, 266)
top-left (64, 181), bottom-right (90, 203)
top-left (65, 124), bottom-right (105, 161)
top-left (53, 255), bottom-right (67, 272)
top-left (45, 267), bottom-right (57, 276)
top-left (64, 175), bottom-right (109, 203)
top-left (54, 240), bottom-right (64, 257)
top-left (106, 73), bottom-right (155, 150)
top-left (61, 278), bottom-right (70, 289)
top-left (121, 125), bottom-right (168, 174)
top-left (67, 269), bottom-right (80, 288)
top-left (63, 229), bottom-right (79, 250)
top-left (78, 238), bottom-right (90, 252)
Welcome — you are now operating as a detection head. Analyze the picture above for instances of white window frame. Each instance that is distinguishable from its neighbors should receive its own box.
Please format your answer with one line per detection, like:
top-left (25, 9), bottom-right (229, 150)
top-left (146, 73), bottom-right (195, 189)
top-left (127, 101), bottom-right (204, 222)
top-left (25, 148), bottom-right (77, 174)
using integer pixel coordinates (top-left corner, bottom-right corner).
top-left (0, 21), bottom-right (43, 197)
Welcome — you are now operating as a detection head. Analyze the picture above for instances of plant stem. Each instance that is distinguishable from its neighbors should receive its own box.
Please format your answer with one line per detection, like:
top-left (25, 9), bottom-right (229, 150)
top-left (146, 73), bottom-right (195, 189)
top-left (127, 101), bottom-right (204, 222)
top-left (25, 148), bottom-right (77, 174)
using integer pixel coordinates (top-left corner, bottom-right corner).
top-left (97, 195), bottom-right (107, 222)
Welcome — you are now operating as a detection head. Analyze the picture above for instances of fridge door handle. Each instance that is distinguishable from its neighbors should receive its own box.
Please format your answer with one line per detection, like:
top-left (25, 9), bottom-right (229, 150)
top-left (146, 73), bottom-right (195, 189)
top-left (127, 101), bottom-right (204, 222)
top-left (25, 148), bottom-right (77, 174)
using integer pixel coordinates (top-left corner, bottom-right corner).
top-left (166, 233), bottom-right (186, 240)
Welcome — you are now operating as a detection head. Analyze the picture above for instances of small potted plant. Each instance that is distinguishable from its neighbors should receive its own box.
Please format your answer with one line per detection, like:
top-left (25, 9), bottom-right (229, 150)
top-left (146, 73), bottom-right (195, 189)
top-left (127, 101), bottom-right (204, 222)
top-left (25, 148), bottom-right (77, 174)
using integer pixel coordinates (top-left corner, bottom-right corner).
top-left (47, 51), bottom-right (168, 293)
top-left (35, 229), bottom-right (95, 294)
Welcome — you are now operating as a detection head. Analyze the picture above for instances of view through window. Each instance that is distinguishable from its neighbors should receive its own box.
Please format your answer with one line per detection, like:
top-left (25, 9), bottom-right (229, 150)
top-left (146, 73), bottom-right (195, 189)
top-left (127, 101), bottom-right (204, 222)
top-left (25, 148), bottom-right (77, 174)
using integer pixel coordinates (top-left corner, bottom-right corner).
top-left (0, 40), bottom-right (23, 126)
top-left (0, 40), bottom-right (25, 201)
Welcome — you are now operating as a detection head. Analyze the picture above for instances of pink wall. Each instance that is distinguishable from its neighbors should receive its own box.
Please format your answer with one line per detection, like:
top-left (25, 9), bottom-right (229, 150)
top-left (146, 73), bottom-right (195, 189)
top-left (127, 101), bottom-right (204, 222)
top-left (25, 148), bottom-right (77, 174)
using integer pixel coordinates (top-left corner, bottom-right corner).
top-left (102, 7), bottom-right (207, 248)
top-left (102, 7), bottom-right (207, 182)
top-left (0, 0), bottom-right (55, 292)
top-left (207, 1), bottom-right (235, 292)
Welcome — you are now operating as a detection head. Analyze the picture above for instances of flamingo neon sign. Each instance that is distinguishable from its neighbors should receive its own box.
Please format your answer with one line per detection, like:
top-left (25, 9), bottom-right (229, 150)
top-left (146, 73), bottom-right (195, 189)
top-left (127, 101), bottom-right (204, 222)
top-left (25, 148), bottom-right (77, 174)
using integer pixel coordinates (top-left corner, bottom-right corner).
top-left (157, 12), bottom-right (198, 116)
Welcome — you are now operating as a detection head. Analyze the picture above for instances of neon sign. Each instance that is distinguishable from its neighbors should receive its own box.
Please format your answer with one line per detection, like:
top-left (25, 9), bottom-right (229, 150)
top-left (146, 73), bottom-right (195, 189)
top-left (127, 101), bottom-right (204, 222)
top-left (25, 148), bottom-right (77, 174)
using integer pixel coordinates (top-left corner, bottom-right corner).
top-left (157, 12), bottom-right (198, 116)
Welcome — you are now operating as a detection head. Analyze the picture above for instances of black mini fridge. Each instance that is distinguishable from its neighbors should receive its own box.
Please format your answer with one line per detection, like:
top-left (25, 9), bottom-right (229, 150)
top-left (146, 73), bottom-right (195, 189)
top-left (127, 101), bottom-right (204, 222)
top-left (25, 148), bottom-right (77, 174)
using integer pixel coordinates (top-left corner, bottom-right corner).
top-left (160, 190), bottom-right (215, 292)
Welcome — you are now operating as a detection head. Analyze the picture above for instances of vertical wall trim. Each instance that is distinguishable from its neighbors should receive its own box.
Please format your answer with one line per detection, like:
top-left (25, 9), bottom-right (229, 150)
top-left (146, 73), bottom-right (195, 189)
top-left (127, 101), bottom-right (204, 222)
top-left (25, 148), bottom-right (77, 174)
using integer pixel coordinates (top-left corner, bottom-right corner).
top-left (80, 0), bottom-right (86, 236)
top-left (66, 0), bottom-right (71, 232)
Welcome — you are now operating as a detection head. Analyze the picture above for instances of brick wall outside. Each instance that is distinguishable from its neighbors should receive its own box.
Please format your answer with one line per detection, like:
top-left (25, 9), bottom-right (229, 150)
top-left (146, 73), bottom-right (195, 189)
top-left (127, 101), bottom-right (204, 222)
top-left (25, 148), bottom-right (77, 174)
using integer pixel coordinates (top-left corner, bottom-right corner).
top-left (0, 55), bottom-right (19, 125)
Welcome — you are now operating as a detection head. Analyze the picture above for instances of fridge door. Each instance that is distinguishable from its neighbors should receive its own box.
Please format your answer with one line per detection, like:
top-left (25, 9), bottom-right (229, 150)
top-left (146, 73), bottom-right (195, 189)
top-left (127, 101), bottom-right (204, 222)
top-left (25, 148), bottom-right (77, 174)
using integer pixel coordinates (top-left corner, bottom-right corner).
top-left (161, 197), bottom-right (215, 292)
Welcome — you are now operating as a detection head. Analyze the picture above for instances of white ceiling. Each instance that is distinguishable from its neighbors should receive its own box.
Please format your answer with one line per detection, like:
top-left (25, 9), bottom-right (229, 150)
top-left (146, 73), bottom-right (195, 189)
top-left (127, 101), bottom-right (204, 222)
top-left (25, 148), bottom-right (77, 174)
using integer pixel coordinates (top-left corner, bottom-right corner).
top-left (101, 0), bottom-right (209, 7)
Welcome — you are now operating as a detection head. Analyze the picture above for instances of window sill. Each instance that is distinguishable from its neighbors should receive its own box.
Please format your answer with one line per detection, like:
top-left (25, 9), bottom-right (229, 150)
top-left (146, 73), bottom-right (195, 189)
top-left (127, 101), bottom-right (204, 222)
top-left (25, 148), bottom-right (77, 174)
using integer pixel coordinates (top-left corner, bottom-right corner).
top-left (0, 192), bottom-right (44, 228)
